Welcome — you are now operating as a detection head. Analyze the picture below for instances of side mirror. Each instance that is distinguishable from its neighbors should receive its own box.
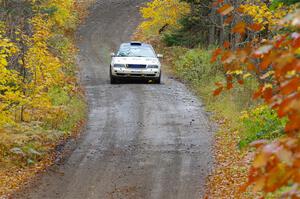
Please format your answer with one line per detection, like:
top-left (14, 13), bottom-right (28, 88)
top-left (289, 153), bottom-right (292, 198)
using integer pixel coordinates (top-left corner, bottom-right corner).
top-left (157, 54), bottom-right (163, 58)
top-left (110, 52), bottom-right (116, 57)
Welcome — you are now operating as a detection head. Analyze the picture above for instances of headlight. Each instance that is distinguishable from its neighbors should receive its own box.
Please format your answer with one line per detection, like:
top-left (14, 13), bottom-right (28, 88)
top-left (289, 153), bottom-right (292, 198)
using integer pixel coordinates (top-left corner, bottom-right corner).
top-left (113, 64), bottom-right (125, 68)
top-left (147, 65), bottom-right (159, 68)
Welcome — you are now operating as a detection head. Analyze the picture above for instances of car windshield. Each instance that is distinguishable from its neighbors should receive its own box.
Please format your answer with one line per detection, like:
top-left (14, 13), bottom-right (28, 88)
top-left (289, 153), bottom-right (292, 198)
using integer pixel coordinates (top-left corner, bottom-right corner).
top-left (116, 46), bottom-right (156, 58)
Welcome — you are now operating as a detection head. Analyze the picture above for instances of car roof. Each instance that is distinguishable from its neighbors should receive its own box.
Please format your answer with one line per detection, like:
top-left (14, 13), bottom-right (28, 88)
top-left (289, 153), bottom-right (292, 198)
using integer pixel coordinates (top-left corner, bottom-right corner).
top-left (120, 42), bottom-right (152, 48)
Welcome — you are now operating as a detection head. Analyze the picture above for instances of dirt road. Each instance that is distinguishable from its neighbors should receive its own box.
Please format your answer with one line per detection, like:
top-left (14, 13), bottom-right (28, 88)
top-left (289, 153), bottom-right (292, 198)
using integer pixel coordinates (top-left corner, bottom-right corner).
top-left (16, 0), bottom-right (214, 198)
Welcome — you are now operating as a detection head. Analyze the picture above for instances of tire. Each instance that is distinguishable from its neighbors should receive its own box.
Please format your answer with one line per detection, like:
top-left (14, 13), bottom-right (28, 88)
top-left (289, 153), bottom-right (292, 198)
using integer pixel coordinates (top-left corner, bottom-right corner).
top-left (110, 76), bottom-right (117, 84)
top-left (110, 67), bottom-right (117, 84)
top-left (154, 72), bottom-right (161, 84)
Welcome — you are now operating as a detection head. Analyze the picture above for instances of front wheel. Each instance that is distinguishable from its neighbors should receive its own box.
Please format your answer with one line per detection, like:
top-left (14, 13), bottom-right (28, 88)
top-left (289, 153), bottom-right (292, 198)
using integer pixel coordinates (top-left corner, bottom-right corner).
top-left (110, 68), bottom-right (117, 84)
top-left (154, 72), bottom-right (161, 84)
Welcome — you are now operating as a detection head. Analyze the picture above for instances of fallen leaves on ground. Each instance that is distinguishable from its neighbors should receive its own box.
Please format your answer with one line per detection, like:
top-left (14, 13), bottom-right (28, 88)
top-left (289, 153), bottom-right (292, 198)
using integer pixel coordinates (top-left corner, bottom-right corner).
top-left (0, 157), bottom-right (53, 198)
top-left (205, 117), bottom-right (258, 199)
top-left (0, 120), bottom-right (85, 198)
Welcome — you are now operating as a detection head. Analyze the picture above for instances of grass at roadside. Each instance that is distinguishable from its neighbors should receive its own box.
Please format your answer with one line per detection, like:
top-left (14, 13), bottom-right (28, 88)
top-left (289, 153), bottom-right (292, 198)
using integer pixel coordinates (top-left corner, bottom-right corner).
top-left (160, 45), bottom-right (286, 146)
top-left (162, 47), bottom-right (257, 129)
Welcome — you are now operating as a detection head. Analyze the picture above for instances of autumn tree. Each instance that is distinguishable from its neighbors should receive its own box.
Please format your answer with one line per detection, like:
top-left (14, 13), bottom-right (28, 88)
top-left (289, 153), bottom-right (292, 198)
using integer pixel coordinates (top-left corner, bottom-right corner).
top-left (137, 0), bottom-right (190, 38)
top-left (0, 0), bottom-right (80, 128)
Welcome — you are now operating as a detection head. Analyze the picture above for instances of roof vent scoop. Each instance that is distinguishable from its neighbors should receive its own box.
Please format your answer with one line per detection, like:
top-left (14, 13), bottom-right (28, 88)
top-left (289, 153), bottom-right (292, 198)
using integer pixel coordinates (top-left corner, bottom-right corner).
top-left (130, 41), bottom-right (142, 46)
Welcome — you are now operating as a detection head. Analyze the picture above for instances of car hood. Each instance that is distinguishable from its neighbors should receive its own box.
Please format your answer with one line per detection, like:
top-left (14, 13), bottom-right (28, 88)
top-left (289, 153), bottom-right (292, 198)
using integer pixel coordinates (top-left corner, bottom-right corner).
top-left (112, 57), bottom-right (160, 65)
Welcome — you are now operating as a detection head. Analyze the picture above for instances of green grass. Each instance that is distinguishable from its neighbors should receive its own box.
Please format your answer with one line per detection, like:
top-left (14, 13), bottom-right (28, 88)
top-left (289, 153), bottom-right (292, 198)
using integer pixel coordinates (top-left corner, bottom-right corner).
top-left (168, 47), bottom-right (284, 148)
top-left (172, 47), bottom-right (256, 125)
top-left (48, 86), bottom-right (86, 132)
top-left (238, 105), bottom-right (286, 148)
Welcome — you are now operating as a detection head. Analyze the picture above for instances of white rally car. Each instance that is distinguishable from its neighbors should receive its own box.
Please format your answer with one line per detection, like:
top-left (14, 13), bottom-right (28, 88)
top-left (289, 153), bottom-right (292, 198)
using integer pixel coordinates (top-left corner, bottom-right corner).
top-left (110, 42), bottom-right (162, 84)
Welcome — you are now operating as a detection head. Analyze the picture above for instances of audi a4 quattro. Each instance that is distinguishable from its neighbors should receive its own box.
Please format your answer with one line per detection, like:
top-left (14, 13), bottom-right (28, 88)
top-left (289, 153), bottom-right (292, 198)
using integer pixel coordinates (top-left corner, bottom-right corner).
top-left (110, 42), bottom-right (163, 84)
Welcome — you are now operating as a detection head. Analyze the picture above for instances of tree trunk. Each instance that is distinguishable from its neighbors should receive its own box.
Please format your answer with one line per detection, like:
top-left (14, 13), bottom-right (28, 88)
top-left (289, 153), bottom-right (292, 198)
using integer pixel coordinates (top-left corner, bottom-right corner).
top-left (209, 7), bottom-right (216, 46)
top-left (219, 15), bottom-right (225, 44)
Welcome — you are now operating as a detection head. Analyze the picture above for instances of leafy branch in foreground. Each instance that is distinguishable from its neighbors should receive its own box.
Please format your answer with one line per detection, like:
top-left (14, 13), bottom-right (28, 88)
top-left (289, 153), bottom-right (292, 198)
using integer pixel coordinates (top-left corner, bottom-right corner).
top-left (212, 0), bottom-right (300, 197)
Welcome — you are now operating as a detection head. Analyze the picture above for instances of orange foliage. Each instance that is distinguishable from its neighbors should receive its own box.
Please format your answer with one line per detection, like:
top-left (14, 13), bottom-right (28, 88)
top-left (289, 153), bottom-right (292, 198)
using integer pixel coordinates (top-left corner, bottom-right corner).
top-left (212, 0), bottom-right (300, 196)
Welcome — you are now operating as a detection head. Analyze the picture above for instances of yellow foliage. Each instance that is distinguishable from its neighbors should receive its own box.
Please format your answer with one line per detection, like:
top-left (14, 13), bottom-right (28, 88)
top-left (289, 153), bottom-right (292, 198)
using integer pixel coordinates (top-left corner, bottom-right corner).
top-left (0, 23), bottom-right (22, 126)
top-left (41, 0), bottom-right (77, 29)
top-left (139, 0), bottom-right (190, 37)
top-left (241, 1), bottom-right (292, 28)
top-left (0, 0), bottom-right (80, 127)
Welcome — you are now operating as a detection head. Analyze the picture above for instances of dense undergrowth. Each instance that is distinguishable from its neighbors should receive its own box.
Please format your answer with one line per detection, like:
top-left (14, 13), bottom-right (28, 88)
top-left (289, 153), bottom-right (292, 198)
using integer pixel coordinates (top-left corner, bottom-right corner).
top-left (0, 0), bottom-right (91, 196)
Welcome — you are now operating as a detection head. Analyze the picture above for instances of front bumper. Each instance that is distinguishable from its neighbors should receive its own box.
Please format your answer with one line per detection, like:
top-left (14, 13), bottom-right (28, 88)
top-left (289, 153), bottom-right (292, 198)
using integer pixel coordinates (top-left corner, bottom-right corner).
top-left (111, 67), bottom-right (160, 78)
